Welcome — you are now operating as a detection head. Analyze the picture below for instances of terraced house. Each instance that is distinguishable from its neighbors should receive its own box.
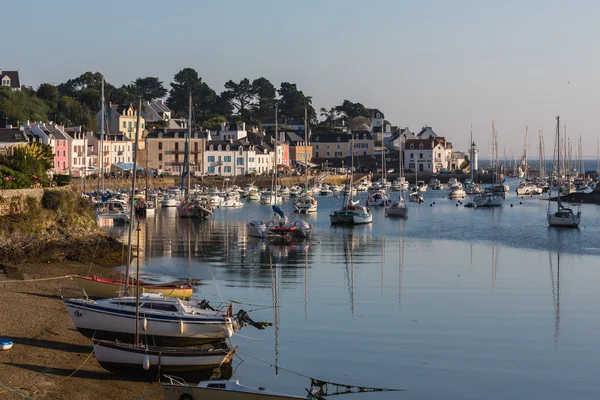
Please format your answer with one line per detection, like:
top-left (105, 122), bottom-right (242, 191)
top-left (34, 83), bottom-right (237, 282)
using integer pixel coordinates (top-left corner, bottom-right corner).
top-left (310, 131), bottom-right (374, 160)
top-left (145, 129), bottom-right (208, 176)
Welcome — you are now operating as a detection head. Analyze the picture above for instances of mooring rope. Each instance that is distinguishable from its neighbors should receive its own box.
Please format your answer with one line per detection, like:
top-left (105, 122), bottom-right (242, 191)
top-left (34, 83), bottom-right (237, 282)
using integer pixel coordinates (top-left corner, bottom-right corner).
top-left (0, 274), bottom-right (74, 284)
top-left (56, 333), bottom-right (98, 384)
top-left (0, 383), bottom-right (37, 399)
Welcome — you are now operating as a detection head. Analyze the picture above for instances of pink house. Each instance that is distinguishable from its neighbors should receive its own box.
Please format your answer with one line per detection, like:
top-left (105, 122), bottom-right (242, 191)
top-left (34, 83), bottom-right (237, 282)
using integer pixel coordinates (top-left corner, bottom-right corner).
top-left (47, 125), bottom-right (68, 175)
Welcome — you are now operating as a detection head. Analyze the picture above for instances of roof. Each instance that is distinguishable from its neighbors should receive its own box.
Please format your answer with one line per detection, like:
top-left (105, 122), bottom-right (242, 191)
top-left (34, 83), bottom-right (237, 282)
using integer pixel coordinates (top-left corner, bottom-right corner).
top-left (45, 125), bottom-right (68, 140)
top-left (0, 70), bottom-right (21, 89)
top-left (146, 129), bottom-right (209, 140)
top-left (283, 131), bottom-right (306, 143)
top-left (310, 131), bottom-right (373, 143)
top-left (405, 138), bottom-right (447, 150)
top-left (366, 108), bottom-right (384, 119)
top-left (147, 99), bottom-right (170, 114)
top-left (417, 126), bottom-right (438, 139)
top-left (0, 128), bottom-right (29, 144)
top-left (110, 103), bottom-right (138, 115)
top-left (112, 163), bottom-right (144, 171)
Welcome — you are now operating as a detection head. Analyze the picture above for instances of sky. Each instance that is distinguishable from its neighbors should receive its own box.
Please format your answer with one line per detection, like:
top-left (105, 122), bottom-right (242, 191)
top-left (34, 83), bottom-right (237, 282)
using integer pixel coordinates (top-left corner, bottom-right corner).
top-left (5, 0), bottom-right (600, 157)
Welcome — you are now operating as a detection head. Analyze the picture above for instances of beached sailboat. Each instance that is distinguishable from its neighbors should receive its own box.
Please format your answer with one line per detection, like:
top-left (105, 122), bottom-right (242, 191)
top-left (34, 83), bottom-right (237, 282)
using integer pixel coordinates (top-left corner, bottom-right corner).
top-left (547, 116), bottom-right (581, 228)
top-left (71, 275), bottom-right (193, 299)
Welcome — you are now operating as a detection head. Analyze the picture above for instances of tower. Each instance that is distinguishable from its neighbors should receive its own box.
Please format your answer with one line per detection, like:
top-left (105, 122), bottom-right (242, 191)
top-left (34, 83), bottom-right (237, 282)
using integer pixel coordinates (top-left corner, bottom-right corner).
top-left (470, 141), bottom-right (478, 171)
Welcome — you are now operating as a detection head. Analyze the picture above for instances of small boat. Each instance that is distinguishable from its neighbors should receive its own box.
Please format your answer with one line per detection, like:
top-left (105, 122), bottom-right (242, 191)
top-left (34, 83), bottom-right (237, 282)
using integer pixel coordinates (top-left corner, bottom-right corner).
top-left (163, 378), bottom-right (320, 400)
top-left (96, 201), bottom-right (130, 224)
top-left (366, 190), bottom-right (392, 207)
top-left (93, 339), bottom-right (236, 376)
top-left (220, 198), bottom-right (244, 208)
top-left (0, 339), bottom-right (13, 350)
top-left (447, 184), bottom-right (466, 199)
top-left (293, 194), bottom-right (318, 214)
top-left (71, 275), bottom-right (193, 299)
top-left (161, 195), bottom-right (180, 208)
top-left (408, 191), bottom-right (423, 203)
top-left (473, 192), bottom-right (503, 207)
top-left (247, 220), bottom-right (267, 238)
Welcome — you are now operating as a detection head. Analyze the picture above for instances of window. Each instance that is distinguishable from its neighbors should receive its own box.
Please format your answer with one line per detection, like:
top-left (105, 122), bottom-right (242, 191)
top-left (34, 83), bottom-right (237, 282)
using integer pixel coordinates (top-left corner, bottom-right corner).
top-left (410, 153), bottom-right (414, 159)
top-left (335, 151), bottom-right (342, 157)
top-left (158, 154), bottom-right (162, 161)
top-left (337, 137), bottom-right (340, 142)
top-left (194, 142), bottom-right (198, 152)
top-left (428, 163), bottom-right (431, 169)
top-left (141, 123), bottom-right (144, 129)
top-left (158, 142), bottom-right (162, 150)
top-left (315, 152), bottom-right (319, 158)
top-left (249, 157), bottom-right (255, 162)
top-left (326, 145), bottom-right (330, 149)
top-left (419, 143), bottom-right (423, 149)
top-left (363, 151), bottom-right (367, 156)
top-left (224, 156), bottom-right (232, 162)
top-left (224, 166), bottom-right (232, 172)
top-left (208, 166), bottom-right (215, 173)
top-left (419, 153), bottom-right (423, 159)
top-left (237, 157), bottom-right (244, 165)
top-left (122, 122), bottom-right (126, 128)
top-left (354, 143), bottom-right (359, 148)
top-left (175, 143), bottom-right (179, 151)
top-left (337, 144), bottom-right (341, 149)
top-left (326, 152), bottom-right (330, 156)
top-left (128, 121), bottom-right (132, 129)
top-left (208, 156), bottom-right (215, 162)
top-left (140, 303), bottom-right (178, 312)
top-left (315, 145), bottom-right (319, 149)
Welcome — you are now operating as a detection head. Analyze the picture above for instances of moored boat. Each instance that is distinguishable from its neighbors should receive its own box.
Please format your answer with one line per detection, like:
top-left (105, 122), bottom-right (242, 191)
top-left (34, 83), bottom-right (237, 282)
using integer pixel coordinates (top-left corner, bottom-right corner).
top-left (71, 275), bottom-right (193, 299)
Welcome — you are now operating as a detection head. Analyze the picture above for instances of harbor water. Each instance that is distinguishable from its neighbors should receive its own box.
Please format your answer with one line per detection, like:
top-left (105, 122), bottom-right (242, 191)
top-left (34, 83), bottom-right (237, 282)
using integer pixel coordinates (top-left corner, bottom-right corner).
top-left (103, 179), bottom-right (600, 400)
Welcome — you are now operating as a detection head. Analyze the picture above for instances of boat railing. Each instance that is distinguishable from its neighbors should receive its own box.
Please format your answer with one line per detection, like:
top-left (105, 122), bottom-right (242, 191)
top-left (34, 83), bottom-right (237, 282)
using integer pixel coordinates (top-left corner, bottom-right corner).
top-left (163, 374), bottom-right (188, 386)
top-left (59, 285), bottom-right (89, 301)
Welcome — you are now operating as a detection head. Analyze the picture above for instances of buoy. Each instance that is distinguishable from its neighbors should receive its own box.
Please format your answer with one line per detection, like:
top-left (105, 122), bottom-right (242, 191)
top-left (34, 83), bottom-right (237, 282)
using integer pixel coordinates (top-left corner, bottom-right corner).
top-left (142, 354), bottom-right (150, 370)
top-left (456, 203), bottom-right (459, 207)
top-left (143, 317), bottom-right (148, 331)
top-left (0, 339), bottom-right (13, 350)
top-left (433, 202), bottom-right (435, 205)
top-left (430, 204), bottom-right (432, 207)
top-left (510, 204), bottom-right (513, 207)
top-left (179, 320), bottom-right (184, 335)
top-left (519, 201), bottom-right (522, 205)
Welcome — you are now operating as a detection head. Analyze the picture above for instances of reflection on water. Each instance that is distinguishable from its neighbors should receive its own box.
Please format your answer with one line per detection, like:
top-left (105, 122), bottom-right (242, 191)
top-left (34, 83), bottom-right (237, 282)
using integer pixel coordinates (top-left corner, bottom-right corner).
top-left (101, 195), bottom-right (600, 400)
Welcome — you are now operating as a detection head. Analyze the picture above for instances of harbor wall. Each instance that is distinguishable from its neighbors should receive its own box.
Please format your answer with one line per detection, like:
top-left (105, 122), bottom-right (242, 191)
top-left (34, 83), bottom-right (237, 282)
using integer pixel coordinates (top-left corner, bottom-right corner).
top-left (0, 187), bottom-right (71, 216)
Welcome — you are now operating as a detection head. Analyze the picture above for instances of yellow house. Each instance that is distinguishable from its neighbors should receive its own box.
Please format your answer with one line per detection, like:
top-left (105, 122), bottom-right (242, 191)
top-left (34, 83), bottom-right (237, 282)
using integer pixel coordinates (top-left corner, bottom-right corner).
top-left (97, 103), bottom-right (146, 149)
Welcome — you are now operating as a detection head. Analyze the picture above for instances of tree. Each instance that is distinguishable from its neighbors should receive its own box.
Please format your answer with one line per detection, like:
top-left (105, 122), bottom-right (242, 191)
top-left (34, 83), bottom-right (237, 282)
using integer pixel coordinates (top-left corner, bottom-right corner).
top-left (346, 116), bottom-right (370, 131)
top-left (335, 100), bottom-right (370, 122)
top-left (222, 78), bottom-right (254, 122)
top-left (203, 115), bottom-right (227, 130)
top-left (111, 84), bottom-right (138, 104)
top-left (56, 96), bottom-right (96, 130)
top-left (0, 87), bottom-right (50, 125)
top-left (37, 83), bottom-right (60, 105)
top-left (132, 77), bottom-right (167, 101)
top-left (250, 77), bottom-right (276, 123)
top-left (277, 82), bottom-right (316, 124)
top-left (167, 68), bottom-right (217, 120)
top-left (319, 107), bottom-right (339, 128)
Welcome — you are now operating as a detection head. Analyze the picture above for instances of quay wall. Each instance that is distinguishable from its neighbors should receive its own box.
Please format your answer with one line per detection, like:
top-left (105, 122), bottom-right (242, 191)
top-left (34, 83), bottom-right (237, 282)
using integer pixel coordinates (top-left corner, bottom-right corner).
top-left (0, 187), bottom-right (71, 216)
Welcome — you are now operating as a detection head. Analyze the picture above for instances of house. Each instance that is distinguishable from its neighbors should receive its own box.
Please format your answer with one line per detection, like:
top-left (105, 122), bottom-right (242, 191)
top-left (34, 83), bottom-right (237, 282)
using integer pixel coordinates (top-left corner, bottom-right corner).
top-left (0, 126), bottom-right (29, 148)
top-left (0, 70), bottom-right (21, 91)
top-left (87, 132), bottom-right (134, 175)
top-left (384, 127), bottom-right (416, 152)
top-left (63, 126), bottom-right (88, 177)
top-left (97, 103), bottom-right (146, 149)
top-left (23, 122), bottom-right (70, 175)
top-left (204, 140), bottom-right (272, 177)
top-left (282, 131), bottom-right (312, 167)
top-left (261, 119), bottom-right (305, 132)
top-left (145, 129), bottom-right (208, 176)
top-left (367, 108), bottom-right (385, 130)
top-left (310, 131), bottom-right (374, 160)
top-left (372, 123), bottom-right (393, 142)
top-left (404, 135), bottom-right (451, 173)
top-left (141, 100), bottom-right (181, 129)
top-left (449, 151), bottom-right (466, 171)
top-left (210, 122), bottom-right (247, 141)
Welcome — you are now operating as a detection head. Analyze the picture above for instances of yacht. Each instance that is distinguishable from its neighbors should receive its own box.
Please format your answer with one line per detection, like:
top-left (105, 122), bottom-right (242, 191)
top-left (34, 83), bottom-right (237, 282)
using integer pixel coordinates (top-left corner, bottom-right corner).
top-left (473, 192), bottom-right (503, 207)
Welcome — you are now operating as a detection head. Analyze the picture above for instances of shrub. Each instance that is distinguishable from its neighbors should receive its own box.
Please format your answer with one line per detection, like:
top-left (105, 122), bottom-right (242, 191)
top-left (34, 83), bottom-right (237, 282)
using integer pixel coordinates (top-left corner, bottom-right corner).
top-left (53, 174), bottom-right (72, 186)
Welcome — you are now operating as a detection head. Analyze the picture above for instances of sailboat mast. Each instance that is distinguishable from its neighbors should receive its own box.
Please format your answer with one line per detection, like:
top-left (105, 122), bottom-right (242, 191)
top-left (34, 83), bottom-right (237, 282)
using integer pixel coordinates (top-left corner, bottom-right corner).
top-left (470, 125), bottom-right (474, 181)
top-left (134, 223), bottom-right (141, 346)
top-left (304, 104), bottom-right (308, 189)
top-left (124, 97), bottom-right (142, 295)
top-left (187, 95), bottom-right (191, 196)
top-left (99, 78), bottom-right (105, 193)
top-left (272, 102), bottom-right (278, 205)
top-left (350, 131), bottom-right (355, 202)
top-left (524, 126), bottom-right (528, 179)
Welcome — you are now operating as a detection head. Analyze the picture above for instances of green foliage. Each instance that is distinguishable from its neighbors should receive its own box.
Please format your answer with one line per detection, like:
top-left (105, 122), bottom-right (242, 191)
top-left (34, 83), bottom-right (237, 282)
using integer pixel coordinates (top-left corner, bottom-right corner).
top-left (203, 115), bottom-right (227, 130)
top-left (53, 174), bottom-right (72, 186)
top-left (56, 96), bottom-right (96, 130)
top-left (335, 100), bottom-right (371, 121)
top-left (251, 77), bottom-right (276, 123)
top-left (0, 87), bottom-right (50, 125)
top-left (0, 143), bottom-right (54, 188)
top-left (223, 78), bottom-right (254, 122)
top-left (132, 77), bottom-right (167, 101)
top-left (277, 82), bottom-right (317, 124)
top-left (37, 83), bottom-right (60, 105)
top-left (167, 68), bottom-right (217, 120)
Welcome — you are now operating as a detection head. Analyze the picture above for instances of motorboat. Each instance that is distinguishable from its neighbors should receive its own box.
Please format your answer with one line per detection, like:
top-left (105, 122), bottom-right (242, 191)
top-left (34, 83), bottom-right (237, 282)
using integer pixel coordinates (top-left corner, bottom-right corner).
top-left (392, 177), bottom-right (409, 192)
top-left (293, 194), bottom-right (318, 214)
top-left (429, 178), bottom-right (442, 190)
top-left (95, 201), bottom-right (130, 224)
top-left (408, 191), bottom-right (423, 203)
top-left (247, 220), bottom-right (268, 238)
top-left (177, 200), bottom-right (213, 219)
top-left (330, 199), bottom-right (372, 225)
top-left (447, 184), bottom-right (466, 199)
top-left (516, 181), bottom-right (542, 196)
top-left (161, 195), bottom-right (180, 208)
top-left (366, 190), bottom-right (392, 207)
top-left (220, 198), bottom-right (244, 208)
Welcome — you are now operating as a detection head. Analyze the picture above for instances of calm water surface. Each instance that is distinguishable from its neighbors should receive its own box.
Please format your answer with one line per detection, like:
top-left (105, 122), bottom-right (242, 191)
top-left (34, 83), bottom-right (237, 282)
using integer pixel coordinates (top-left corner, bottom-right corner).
top-left (104, 180), bottom-right (600, 400)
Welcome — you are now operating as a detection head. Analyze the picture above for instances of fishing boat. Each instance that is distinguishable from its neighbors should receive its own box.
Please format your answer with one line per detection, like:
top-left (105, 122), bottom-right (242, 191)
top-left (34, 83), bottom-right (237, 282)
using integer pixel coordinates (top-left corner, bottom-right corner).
top-left (71, 275), bottom-right (193, 299)
top-left (92, 339), bottom-right (237, 376)
top-left (547, 116), bottom-right (581, 228)
top-left (330, 131), bottom-right (372, 225)
top-left (163, 379), bottom-right (321, 400)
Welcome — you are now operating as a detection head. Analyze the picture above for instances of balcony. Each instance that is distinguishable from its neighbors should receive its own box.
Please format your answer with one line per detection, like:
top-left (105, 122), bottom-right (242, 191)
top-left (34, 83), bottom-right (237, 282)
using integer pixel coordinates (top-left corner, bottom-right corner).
top-left (117, 151), bottom-right (124, 156)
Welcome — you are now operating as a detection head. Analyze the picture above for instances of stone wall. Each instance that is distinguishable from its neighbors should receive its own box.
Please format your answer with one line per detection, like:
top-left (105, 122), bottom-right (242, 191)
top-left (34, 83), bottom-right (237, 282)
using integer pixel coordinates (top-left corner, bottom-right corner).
top-left (0, 187), bottom-right (71, 217)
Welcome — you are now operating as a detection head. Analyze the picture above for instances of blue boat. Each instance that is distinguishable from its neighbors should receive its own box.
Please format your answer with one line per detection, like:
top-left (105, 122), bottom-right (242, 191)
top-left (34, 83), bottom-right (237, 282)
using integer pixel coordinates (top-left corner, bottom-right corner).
top-left (0, 338), bottom-right (13, 350)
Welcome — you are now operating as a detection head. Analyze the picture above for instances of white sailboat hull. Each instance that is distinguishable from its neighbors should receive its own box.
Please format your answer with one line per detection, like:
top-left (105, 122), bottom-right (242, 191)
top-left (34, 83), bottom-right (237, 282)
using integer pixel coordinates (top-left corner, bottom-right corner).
top-left (547, 212), bottom-right (581, 227)
top-left (386, 203), bottom-right (408, 217)
top-left (65, 300), bottom-right (234, 345)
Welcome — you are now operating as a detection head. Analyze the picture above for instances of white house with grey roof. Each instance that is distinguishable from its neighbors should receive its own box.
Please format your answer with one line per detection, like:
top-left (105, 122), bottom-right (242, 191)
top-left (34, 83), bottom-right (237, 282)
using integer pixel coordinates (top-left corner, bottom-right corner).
top-left (142, 100), bottom-right (181, 129)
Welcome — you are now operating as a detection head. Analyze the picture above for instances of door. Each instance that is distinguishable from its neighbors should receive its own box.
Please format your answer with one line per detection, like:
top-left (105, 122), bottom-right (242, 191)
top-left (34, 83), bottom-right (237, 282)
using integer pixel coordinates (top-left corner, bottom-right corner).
top-left (419, 164), bottom-right (424, 172)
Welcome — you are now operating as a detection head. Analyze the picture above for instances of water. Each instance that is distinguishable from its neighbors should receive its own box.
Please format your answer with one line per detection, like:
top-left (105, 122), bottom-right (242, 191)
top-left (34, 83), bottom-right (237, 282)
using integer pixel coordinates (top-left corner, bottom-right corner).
top-left (103, 180), bottom-right (600, 399)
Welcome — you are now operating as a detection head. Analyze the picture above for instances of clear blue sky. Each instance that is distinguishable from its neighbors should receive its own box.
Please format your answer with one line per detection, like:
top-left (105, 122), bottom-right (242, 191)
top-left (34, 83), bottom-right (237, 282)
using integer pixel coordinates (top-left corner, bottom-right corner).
top-left (5, 0), bottom-right (600, 157)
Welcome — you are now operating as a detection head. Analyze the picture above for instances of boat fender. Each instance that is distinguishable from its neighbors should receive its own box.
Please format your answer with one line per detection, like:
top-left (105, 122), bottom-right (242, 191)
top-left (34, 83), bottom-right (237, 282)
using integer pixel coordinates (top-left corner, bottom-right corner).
top-left (180, 320), bottom-right (184, 335)
top-left (143, 317), bottom-right (148, 331)
top-left (142, 354), bottom-right (150, 370)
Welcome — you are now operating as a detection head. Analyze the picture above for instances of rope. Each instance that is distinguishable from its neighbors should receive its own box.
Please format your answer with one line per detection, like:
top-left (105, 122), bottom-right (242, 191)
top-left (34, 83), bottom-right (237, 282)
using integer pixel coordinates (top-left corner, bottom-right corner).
top-left (0, 383), bottom-right (37, 399)
top-left (56, 334), bottom-right (98, 384)
top-left (0, 274), bottom-right (74, 284)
